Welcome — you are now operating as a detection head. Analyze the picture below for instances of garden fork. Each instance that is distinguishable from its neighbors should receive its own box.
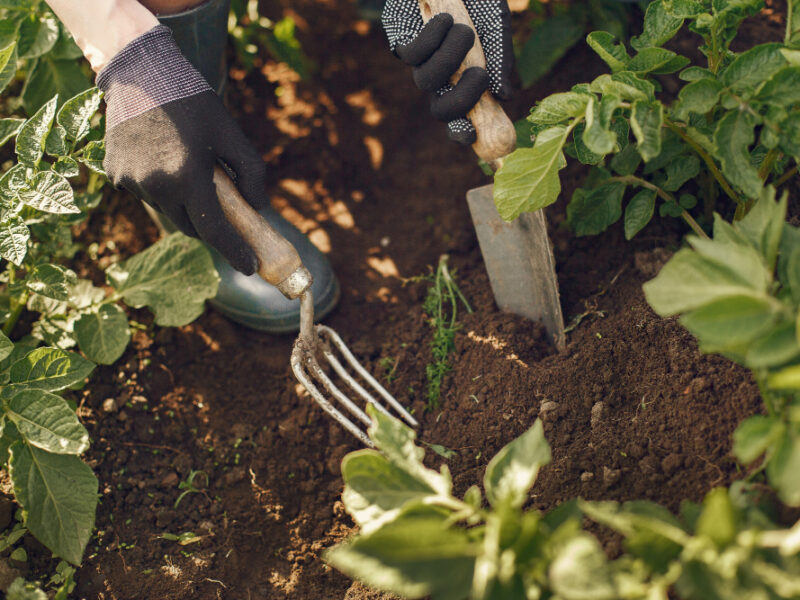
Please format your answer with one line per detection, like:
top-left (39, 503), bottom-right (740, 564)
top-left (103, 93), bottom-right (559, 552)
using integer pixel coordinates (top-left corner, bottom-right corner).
top-left (213, 167), bottom-right (418, 447)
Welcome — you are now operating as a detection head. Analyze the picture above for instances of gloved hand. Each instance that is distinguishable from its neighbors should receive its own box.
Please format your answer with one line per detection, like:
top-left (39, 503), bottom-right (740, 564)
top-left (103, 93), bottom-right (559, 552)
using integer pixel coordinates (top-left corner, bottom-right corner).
top-left (382, 0), bottom-right (513, 144)
top-left (97, 25), bottom-right (266, 275)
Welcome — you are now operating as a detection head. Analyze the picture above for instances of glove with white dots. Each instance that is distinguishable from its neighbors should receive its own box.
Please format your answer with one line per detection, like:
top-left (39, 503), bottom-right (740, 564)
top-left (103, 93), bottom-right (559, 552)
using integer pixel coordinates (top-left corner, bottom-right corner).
top-left (382, 0), bottom-right (513, 144)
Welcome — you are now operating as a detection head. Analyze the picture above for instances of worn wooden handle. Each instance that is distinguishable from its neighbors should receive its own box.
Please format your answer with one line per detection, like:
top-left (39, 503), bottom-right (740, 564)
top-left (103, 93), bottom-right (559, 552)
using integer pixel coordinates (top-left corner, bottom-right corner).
top-left (418, 0), bottom-right (517, 166)
top-left (213, 167), bottom-right (310, 298)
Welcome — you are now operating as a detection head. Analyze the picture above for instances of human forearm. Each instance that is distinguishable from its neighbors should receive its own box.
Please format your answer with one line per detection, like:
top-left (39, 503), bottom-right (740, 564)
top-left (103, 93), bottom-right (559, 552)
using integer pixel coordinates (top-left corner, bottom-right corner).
top-left (43, 0), bottom-right (159, 72)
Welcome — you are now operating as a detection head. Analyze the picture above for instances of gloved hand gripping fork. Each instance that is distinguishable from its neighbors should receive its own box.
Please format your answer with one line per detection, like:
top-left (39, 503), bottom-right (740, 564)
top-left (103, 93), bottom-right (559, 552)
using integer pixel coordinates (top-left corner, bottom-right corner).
top-left (213, 168), bottom-right (418, 447)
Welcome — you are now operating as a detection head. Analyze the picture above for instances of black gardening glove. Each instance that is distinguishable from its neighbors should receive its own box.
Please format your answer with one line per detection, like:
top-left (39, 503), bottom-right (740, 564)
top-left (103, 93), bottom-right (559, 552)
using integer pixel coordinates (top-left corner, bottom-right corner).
top-left (382, 0), bottom-right (513, 144)
top-left (98, 25), bottom-right (267, 275)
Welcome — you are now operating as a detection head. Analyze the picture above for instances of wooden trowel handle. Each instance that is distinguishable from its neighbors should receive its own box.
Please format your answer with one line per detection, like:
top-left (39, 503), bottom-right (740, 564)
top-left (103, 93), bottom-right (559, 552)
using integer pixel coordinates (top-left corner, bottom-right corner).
top-left (418, 0), bottom-right (517, 167)
top-left (212, 166), bottom-right (312, 300)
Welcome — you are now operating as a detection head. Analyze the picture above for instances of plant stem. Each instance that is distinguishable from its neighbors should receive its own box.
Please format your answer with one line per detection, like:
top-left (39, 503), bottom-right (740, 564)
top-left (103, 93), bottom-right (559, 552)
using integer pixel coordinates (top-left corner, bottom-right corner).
top-left (608, 175), bottom-right (710, 239)
top-left (758, 148), bottom-right (780, 181)
top-left (665, 120), bottom-right (742, 205)
top-left (787, 0), bottom-right (795, 46)
top-left (775, 166), bottom-right (798, 188)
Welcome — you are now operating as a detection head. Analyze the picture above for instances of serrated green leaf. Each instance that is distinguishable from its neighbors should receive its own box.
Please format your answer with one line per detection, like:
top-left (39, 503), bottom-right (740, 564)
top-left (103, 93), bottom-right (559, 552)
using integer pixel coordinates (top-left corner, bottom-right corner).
top-left (713, 110), bottom-right (761, 198)
top-left (8, 442), bottom-right (97, 564)
top-left (733, 415), bottom-right (784, 464)
top-left (652, 54), bottom-right (691, 75)
top-left (7, 347), bottom-right (94, 392)
top-left (662, 155), bottom-right (700, 191)
top-left (679, 295), bottom-right (778, 350)
top-left (529, 93), bottom-right (589, 126)
top-left (44, 124), bottom-right (66, 156)
top-left (567, 182), bottom-right (626, 236)
top-left (674, 78), bottom-right (723, 120)
top-left (18, 170), bottom-right (78, 214)
top-left (52, 156), bottom-right (79, 178)
top-left (494, 125), bottom-right (570, 221)
top-left (755, 66), bottom-right (800, 106)
top-left (21, 57), bottom-right (91, 116)
top-left (590, 72), bottom-right (655, 101)
top-left (26, 264), bottom-right (74, 301)
top-left (610, 144), bottom-right (642, 175)
top-left (16, 96), bottom-right (57, 166)
top-left (0, 41), bottom-right (17, 95)
top-left (518, 14), bottom-right (585, 88)
top-left (746, 321), bottom-right (800, 368)
top-left (628, 47), bottom-right (682, 74)
top-left (0, 330), bottom-right (13, 361)
top-left (624, 189), bottom-right (656, 239)
top-left (767, 428), bottom-right (800, 505)
top-left (484, 419), bottom-right (550, 508)
top-left (586, 31), bottom-right (629, 72)
top-left (663, 0), bottom-right (708, 18)
top-left (631, 100), bottom-right (664, 161)
top-left (57, 87), bottom-right (102, 143)
top-left (0, 217), bottom-right (30, 265)
top-left (720, 43), bottom-right (788, 93)
top-left (324, 514), bottom-right (476, 600)
top-left (6, 389), bottom-right (89, 455)
top-left (0, 118), bottom-right (24, 148)
top-left (583, 95), bottom-right (621, 155)
top-left (573, 123), bottom-right (603, 165)
top-left (16, 14), bottom-right (58, 59)
top-left (631, 0), bottom-right (685, 49)
top-left (106, 232), bottom-right (219, 326)
top-left (74, 303), bottom-right (130, 365)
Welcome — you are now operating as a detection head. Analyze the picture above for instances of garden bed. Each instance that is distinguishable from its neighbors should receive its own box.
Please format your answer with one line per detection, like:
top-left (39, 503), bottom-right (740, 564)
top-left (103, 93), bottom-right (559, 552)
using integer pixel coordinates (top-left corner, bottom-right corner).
top-left (4, 0), bottom-right (795, 597)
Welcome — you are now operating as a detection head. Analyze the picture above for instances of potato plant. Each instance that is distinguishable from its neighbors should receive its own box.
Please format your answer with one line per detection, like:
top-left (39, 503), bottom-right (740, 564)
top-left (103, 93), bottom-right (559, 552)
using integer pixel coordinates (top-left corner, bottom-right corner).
top-left (0, 3), bottom-right (220, 566)
top-left (644, 188), bottom-right (800, 506)
top-left (326, 407), bottom-right (800, 600)
top-left (495, 0), bottom-right (800, 238)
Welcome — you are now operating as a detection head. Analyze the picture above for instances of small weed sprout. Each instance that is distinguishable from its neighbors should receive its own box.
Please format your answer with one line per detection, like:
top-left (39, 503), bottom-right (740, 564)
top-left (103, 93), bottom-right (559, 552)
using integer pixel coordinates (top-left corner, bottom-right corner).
top-left (174, 470), bottom-right (209, 509)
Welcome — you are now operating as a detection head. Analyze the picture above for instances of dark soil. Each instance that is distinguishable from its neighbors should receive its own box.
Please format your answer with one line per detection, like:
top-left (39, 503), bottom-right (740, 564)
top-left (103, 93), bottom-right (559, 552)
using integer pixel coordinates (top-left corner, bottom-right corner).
top-left (6, 0), bottom-right (795, 598)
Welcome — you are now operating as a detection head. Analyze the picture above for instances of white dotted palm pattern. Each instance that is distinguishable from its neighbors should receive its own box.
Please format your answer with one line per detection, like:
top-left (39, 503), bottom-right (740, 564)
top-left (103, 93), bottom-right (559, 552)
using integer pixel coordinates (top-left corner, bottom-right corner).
top-left (382, 0), bottom-right (510, 139)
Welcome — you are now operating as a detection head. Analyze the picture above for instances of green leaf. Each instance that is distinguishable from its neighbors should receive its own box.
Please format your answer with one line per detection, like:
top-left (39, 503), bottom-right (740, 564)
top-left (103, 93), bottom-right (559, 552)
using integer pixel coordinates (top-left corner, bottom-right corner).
top-left (7, 347), bottom-right (94, 392)
top-left (21, 58), bottom-right (91, 116)
top-left (0, 330), bottom-right (13, 361)
top-left (106, 232), bottom-right (220, 327)
top-left (720, 43), bottom-right (788, 93)
top-left (769, 364), bottom-right (800, 389)
top-left (18, 171), bottom-right (79, 214)
top-left (5, 389), bottom-right (89, 455)
top-left (517, 14), bottom-right (585, 88)
top-left (679, 295), bottom-right (778, 350)
top-left (586, 31), bottom-right (629, 72)
top-left (0, 118), bottom-right (24, 148)
top-left (44, 124), bottom-right (67, 156)
top-left (663, 0), bottom-right (708, 18)
top-left (589, 72), bottom-right (655, 101)
top-left (494, 125), bottom-right (569, 221)
top-left (57, 87), bottom-right (102, 143)
top-left (624, 189), bottom-right (656, 239)
top-left (341, 449), bottom-right (442, 534)
top-left (567, 182), bottom-right (626, 237)
top-left (74, 304), bottom-right (131, 365)
top-left (26, 264), bottom-right (74, 301)
top-left (631, 100), bottom-right (664, 161)
top-left (610, 144), bottom-right (642, 175)
top-left (550, 534), bottom-right (618, 600)
top-left (713, 110), bottom-right (762, 199)
top-left (484, 419), bottom-right (550, 508)
top-left (52, 156), bottom-right (79, 178)
top-left (529, 93), bottom-right (590, 126)
top-left (16, 96), bottom-right (57, 166)
top-left (76, 140), bottom-right (105, 176)
top-left (0, 217), bottom-right (30, 265)
top-left (324, 515), bottom-right (476, 600)
top-left (755, 66), bottom-right (800, 106)
top-left (679, 66), bottom-right (715, 81)
top-left (766, 428), bottom-right (800, 505)
top-left (583, 95), bottom-right (621, 155)
top-left (737, 187), bottom-right (787, 270)
top-left (631, 0), bottom-right (685, 49)
top-left (6, 578), bottom-right (47, 600)
top-left (696, 488), bottom-right (738, 547)
top-left (0, 41), bottom-right (17, 95)
top-left (17, 14), bottom-right (59, 59)
top-left (674, 78), bottom-right (723, 120)
top-left (8, 442), bottom-right (97, 565)
top-left (733, 415), bottom-right (784, 464)
top-left (661, 155), bottom-right (701, 191)
top-left (573, 123), bottom-right (603, 165)
top-left (627, 48), bottom-right (683, 74)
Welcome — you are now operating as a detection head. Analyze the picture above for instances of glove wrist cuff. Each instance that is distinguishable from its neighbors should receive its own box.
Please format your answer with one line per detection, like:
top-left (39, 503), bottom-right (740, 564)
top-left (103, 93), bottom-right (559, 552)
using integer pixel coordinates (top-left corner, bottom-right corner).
top-left (97, 25), bottom-right (212, 130)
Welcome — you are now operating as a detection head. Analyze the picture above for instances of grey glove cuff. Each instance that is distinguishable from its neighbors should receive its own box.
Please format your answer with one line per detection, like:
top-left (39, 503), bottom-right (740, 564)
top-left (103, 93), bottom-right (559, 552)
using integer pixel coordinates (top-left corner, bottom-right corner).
top-left (96, 25), bottom-right (211, 131)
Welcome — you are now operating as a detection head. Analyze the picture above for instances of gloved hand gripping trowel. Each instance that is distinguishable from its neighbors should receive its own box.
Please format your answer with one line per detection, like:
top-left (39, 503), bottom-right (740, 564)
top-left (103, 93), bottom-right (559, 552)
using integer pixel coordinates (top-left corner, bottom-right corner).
top-left (212, 168), bottom-right (418, 447)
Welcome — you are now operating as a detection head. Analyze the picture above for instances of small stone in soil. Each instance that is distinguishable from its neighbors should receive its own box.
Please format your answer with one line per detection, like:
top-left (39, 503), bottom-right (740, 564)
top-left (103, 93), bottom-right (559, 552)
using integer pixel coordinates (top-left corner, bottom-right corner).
top-left (160, 472), bottom-right (179, 487)
top-left (602, 466), bottom-right (621, 488)
top-left (580, 472), bottom-right (594, 482)
top-left (539, 401), bottom-right (558, 419)
top-left (590, 401), bottom-right (605, 428)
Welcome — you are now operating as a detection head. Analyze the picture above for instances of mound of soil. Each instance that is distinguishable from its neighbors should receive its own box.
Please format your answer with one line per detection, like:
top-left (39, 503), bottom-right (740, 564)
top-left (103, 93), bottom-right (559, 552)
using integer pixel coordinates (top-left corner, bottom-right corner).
top-left (8, 0), bottom-right (794, 598)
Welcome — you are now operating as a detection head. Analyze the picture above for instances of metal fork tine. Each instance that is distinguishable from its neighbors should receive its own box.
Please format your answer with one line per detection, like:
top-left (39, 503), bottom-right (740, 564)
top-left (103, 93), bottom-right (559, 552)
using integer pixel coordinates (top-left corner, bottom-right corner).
top-left (322, 348), bottom-right (394, 419)
top-left (318, 325), bottom-right (419, 427)
top-left (305, 354), bottom-right (373, 427)
top-left (291, 349), bottom-right (374, 448)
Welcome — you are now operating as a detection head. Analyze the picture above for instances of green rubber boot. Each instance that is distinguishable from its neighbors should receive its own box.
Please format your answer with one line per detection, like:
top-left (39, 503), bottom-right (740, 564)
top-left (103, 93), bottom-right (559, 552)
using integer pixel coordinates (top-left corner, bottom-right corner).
top-left (156, 0), bottom-right (340, 332)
